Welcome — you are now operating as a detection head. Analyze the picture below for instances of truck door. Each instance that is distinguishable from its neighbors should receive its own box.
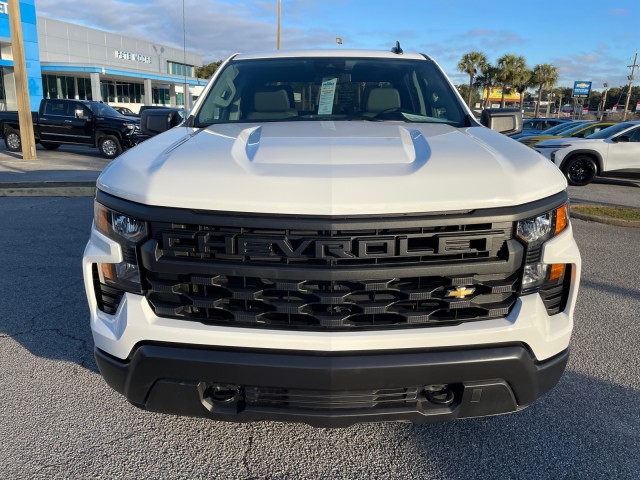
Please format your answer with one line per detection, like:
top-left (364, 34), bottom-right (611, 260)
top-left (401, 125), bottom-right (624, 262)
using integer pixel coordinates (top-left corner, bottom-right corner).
top-left (38, 99), bottom-right (70, 143)
top-left (66, 101), bottom-right (94, 145)
top-left (38, 100), bottom-right (93, 145)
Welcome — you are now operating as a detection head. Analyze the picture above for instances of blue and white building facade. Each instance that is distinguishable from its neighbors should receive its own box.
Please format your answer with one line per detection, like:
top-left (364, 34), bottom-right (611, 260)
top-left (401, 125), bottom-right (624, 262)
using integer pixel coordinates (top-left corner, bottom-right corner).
top-left (0, 1), bottom-right (206, 112)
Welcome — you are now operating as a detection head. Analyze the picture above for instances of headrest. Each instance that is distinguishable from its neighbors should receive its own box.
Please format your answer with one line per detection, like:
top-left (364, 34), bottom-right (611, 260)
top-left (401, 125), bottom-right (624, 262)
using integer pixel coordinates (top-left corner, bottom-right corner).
top-left (366, 88), bottom-right (401, 113)
top-left (253, 89), bottom-right (292, 112)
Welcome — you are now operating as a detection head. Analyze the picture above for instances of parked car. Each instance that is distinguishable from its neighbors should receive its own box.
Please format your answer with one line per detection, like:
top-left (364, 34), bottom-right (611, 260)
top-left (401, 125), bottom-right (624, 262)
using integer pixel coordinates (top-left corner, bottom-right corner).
top-left (112, 106), bottom-right (138, 117)
top-left (520, 118), bottom-right (570, 136)
top-left (519, 121), bottom-right (617, 148)
top-left (511, 120), bottom-right (584, 140)
top-left (0, 99), bottom-right (146, 158)
top-left (535, 121), bottom-right (640, 185)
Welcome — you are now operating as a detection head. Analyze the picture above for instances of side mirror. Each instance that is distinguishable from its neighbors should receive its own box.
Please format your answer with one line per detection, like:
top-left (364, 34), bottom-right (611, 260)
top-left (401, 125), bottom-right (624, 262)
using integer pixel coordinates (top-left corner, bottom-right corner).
top-left (76, 109), bottom-right (89, 120)
top-left (614, 135), bottom-right (630, 143)
top-left (480, 108), bottom-right (523, 135)
top-left (140, 108), bottom-right (184, 136)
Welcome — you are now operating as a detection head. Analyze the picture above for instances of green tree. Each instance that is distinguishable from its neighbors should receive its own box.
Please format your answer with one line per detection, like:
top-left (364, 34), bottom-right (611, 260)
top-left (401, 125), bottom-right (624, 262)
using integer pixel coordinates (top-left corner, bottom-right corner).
top-left (456, 84), bottom-right (481, 107)
top-left (195, 61), bottom-right (223, 79)
top-left (496, 54), bottom-right (528, 108)
top-left (476, 64), bottom-right (499, 108)
top-left (512, 69), bottom-right (532, 111)
top-left (457, 51), bottom-right (488, 108)
top-left (531, 64), bottom-right (559, 117)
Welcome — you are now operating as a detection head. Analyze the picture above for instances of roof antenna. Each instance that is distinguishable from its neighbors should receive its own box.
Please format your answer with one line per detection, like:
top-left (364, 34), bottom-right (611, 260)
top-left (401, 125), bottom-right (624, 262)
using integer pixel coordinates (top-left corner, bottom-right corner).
top-left (391, 41), bottom-right (403, 55)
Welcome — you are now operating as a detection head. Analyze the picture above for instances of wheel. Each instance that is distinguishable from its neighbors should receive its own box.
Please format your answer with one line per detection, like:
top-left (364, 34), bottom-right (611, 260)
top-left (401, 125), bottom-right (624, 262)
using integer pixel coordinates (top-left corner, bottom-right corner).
top-left (562, 155), bottom-right (597, 186)
top-left (4, 128), bottom-right (21, 152)
top-left (40, 142), bottom-right (60, 150)
top-left (98, 135), bottom-right (123, 159)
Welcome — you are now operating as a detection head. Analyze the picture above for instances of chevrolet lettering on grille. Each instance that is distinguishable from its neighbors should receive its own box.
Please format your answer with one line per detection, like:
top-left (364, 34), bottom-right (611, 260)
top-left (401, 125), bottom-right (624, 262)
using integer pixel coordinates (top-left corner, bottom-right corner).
top-left (162, 231), bottom-right (495, 260)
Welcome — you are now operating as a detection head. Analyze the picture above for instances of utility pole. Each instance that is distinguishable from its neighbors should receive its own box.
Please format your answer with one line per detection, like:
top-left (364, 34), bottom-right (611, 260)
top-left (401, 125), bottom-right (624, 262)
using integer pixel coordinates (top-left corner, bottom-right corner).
top-left (8, 0), bottom-right (36, 159)
top-left (622, 52), bottom-right (638, 121)
top-left (277, 0), bottom-right (281, 50)
top-left (600, 83), bottom-right (608, 120)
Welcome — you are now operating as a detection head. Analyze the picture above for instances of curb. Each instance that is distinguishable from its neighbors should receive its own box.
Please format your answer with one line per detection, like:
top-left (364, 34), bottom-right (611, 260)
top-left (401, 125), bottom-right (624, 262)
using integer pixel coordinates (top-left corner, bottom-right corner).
top-left (0, 181), bottom-right (96, 197)
top-left (570, 210), bottom-right (640, 228)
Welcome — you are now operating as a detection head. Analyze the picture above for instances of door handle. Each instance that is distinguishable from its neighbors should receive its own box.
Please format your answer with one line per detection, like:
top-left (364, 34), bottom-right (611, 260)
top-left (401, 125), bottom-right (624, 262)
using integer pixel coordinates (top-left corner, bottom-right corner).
top-left (64, 120), bottom-right (73, 123)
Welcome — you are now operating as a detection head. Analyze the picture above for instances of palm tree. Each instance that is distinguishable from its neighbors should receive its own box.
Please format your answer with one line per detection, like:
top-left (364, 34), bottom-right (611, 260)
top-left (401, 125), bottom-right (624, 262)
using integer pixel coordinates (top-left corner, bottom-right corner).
top-left (531, 64), bottom-right (559, 118)
top-left (496, 54), bottom-right (528, 108)
top-left (457, 51), bottom-right (488, 108)
top-left (476, 64), bottom-right (498, 108)
top-left (513, 69), bottom-right (532, 112)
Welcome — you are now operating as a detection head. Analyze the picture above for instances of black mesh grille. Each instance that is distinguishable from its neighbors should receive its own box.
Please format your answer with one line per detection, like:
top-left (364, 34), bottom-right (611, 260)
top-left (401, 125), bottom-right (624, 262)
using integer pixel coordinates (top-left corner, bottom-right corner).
top-left (145, 271), bottom-right (518, 329)
top-left (141, 215), bottom-right (522, 330)
top-left (245, 386), bottom-right (419, 410)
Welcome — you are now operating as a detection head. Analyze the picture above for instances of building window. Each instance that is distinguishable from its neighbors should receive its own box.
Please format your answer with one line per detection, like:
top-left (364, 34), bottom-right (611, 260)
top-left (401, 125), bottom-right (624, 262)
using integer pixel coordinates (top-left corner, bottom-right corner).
top-left (152, 87), bottom-right (170, 105)
top-left (167, 61), bottom-right (194, 77)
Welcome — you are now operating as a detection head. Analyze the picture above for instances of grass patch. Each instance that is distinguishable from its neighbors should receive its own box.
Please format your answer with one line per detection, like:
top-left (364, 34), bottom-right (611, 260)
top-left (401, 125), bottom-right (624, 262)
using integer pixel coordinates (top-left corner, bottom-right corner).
top-left (572, 204), bottom-right (640, 221)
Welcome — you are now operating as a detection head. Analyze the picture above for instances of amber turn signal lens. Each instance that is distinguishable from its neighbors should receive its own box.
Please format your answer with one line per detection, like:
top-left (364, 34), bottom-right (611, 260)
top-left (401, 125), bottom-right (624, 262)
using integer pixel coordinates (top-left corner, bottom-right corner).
top-left (549, 263), bottom-right (566, 282)
top-left (555, 205), bottom-right (568, 235)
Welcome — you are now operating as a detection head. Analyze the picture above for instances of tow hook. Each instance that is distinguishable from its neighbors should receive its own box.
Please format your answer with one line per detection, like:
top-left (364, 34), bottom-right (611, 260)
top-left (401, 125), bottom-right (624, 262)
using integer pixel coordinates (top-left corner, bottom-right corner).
top-left (423, 384), bottom-right (455, 406)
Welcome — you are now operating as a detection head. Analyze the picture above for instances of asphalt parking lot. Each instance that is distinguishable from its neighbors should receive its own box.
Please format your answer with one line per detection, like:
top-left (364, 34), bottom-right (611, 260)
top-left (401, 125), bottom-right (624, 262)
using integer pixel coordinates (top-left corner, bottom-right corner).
top-left (0, 195), bottom-right (638, 479)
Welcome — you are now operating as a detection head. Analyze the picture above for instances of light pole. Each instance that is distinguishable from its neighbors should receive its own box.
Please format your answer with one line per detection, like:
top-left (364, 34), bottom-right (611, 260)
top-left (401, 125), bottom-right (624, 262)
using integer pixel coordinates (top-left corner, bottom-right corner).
top-left (622, 52), bottom-right (638, 121)
top-left (277, 0), bottom-right (281, 50)
top-left (601, 82), bottom-right (608, 120)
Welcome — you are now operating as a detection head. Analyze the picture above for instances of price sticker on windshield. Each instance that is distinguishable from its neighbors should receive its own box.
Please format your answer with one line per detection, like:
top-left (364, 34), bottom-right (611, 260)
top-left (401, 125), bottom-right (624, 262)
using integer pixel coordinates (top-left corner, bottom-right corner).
top-left (318, 78), bottom-right (338, 115)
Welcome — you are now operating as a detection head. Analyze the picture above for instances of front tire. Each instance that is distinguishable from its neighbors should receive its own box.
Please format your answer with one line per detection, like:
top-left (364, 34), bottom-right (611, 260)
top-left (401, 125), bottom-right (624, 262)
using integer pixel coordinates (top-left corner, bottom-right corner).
top-left (4, 128), bottom-right (21, 152)
top-left (98, 135), bottom-right (123, 159)
top-left (562, 155), bottom-right (597, 186)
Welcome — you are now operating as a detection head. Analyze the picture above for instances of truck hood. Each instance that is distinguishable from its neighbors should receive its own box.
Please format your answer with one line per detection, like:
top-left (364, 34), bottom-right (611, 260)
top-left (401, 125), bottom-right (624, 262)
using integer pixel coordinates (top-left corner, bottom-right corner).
top-left (98, 121), bottom-right (567, 215)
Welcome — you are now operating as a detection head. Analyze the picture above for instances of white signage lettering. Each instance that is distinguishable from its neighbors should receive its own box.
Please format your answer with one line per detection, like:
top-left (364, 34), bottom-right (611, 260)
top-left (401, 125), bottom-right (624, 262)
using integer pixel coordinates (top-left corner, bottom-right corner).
top-left (0, 2), bottom-right (8, 15)
top-left (114, 50), bottom-right (152, 65)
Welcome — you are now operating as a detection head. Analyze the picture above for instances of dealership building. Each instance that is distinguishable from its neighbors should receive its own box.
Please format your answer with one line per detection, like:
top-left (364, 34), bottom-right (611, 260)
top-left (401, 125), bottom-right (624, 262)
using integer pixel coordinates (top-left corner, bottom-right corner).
top-left (0, 1), bottom-right (207, 113)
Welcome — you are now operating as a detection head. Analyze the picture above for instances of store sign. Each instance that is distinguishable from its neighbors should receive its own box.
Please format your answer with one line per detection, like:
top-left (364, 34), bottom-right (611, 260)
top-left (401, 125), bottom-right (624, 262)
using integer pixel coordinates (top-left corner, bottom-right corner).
top-left (572, 81), bottom-right (592, 98)
top-left (0, 2), bottom-right (8, 15)
top-left (114, 50), bottom-right (152, 64)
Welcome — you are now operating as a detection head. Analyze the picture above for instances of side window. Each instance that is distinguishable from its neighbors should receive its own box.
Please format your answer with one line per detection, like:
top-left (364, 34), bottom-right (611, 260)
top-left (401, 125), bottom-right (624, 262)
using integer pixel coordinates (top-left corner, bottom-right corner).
top-left (627, 128), bottom-right (640, 142)
top-left (44, 100), bottom-right (67, 116)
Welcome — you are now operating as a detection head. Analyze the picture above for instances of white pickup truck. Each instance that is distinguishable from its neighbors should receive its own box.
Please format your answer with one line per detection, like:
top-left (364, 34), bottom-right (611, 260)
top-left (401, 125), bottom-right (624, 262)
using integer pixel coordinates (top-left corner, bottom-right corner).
top-left (82, 48), bottom-right (581, 427)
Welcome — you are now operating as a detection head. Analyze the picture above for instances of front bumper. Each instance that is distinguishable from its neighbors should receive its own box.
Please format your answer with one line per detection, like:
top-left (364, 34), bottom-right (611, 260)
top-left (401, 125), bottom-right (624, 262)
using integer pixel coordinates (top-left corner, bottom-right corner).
top-left (95, 343), bottom-right (569, 428)
top-left (121, 133), bottom-right (149, 148)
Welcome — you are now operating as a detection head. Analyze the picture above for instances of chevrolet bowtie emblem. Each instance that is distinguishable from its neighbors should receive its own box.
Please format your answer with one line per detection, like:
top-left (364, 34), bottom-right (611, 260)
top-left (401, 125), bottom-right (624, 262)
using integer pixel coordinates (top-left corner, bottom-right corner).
top-left (446, 286), bottom-right (476, 299)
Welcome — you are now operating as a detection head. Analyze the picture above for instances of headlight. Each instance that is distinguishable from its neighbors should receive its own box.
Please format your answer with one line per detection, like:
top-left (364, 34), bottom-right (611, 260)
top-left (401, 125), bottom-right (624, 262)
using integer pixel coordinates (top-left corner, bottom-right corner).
top-left (517, 204), bottom-right (569, 292)
top-left (94, 201), bottom-right (148, 294)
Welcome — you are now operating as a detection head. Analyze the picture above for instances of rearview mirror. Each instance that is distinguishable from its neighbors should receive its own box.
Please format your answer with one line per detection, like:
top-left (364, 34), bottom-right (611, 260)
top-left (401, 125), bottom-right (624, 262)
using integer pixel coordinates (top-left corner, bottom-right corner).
top-left (480, 108), bottom-right (523, 136)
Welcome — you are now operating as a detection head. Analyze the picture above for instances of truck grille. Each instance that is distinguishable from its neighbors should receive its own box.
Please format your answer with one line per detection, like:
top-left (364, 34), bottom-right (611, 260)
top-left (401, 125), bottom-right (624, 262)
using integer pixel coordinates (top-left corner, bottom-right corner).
top-left (140, 214), bottom-right (522, 330)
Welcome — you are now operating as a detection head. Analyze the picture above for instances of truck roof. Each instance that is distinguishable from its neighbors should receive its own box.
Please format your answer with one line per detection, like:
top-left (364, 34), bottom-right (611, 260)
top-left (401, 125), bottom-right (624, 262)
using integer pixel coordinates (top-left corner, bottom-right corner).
top-left (233, 49), bottom-right (429, 61)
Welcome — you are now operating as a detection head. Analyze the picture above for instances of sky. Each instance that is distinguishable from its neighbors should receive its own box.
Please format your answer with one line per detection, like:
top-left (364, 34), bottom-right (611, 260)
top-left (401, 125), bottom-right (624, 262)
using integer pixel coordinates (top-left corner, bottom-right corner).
top-left (34, 0), bottom-right (640, 91)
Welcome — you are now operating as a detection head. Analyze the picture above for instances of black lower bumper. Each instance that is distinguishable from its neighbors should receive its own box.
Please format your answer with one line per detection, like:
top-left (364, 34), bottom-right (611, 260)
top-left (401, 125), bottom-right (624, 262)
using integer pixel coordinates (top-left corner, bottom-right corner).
top-left (95, 343), bottom-right (568, 428)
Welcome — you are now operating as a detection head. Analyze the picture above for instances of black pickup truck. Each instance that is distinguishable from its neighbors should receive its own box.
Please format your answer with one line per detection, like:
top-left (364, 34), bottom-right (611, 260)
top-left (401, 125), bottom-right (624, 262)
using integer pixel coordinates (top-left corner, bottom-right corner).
top-left (0, 99), bottom-right (147, 158)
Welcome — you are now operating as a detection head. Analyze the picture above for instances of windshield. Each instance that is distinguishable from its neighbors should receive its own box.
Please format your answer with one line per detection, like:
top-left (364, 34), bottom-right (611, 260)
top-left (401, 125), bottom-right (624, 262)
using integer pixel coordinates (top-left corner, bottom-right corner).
top-left (86, 103), bottom-right (124, 118)
top-left (195, 57), bottom-right (466, 127)
top-left (541, 121), bottom-right (585, 135)
top-left (587, 122), bottom-right (635, 139)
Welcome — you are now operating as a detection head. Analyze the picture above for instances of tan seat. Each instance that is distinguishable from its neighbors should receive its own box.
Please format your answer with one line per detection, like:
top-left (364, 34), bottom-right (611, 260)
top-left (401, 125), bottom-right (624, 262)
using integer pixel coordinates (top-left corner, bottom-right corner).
top-left (246, 89), bottom-right (298, 120)
top-left (364, 87), bottom-right (401, 116)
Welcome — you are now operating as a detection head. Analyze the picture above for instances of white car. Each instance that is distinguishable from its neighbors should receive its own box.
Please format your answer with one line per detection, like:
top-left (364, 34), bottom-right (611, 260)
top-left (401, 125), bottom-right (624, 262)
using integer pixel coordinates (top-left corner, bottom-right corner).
top-left (535, 121), bottom-right (640, 185)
